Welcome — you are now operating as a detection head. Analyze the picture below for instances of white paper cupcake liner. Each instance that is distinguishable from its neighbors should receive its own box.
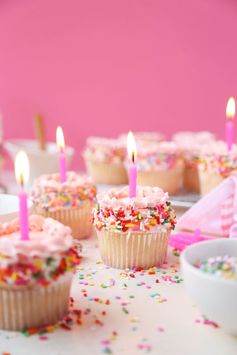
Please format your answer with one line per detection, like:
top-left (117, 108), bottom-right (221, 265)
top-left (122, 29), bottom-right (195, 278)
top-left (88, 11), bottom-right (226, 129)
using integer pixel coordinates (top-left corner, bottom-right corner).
top-left (0, 273), bottom-right (72, 331)
top-left (33, 203), bottom-right (93, 239)
top-left (96, 228), bottom-right (170, 269)
top-left (85, 160), bottom-right (128, 185)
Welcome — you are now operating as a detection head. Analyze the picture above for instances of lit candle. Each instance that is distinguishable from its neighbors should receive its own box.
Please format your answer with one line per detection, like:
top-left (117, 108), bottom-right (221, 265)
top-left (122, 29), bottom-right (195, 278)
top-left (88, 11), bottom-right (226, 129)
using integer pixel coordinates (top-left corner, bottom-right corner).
top-left (15, 151), bottom-right (30, 241)
top-left (226, 97), bottom-right (236, 151)
top-left (127, 131), bottom-right (137, 198)
top-left (56, 126), bottom-right (67, 183)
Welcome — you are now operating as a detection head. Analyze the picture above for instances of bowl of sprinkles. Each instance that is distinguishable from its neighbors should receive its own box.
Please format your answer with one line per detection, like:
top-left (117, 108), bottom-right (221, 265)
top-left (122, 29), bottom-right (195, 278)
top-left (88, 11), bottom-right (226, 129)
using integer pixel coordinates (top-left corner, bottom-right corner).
top-left (181, 238), bottom-right (237, 335)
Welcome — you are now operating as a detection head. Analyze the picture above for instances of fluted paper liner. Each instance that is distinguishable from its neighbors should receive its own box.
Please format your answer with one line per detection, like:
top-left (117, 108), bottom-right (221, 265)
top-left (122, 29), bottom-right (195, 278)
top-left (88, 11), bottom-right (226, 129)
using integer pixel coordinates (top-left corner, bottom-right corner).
top-left (199, 169), bottom-right (225, 196)
top-left (97, 229), bottom-right (170, 269)
top-left (137, 161), bottom-right (184, 195)
top-left (33, 203), bottom-right (93, 239)
top-left (0, 274), bottom-right (72, 331)
top-left (85, 160), bottom-right (128, 185)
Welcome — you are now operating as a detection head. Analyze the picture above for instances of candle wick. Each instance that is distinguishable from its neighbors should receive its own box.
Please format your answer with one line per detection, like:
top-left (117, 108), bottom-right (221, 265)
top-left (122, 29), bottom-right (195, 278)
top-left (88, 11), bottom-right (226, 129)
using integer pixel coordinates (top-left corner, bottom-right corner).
top-left (132, 152), bottom-right (135, 164)
top-left (20, 174), bottom-right (24, 189)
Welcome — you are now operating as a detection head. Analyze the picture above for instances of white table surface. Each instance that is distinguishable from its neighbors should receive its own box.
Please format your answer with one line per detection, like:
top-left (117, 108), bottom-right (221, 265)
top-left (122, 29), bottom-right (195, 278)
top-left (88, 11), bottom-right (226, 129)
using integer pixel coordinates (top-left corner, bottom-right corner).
top-left (0, 172), bottom-right (237, 355)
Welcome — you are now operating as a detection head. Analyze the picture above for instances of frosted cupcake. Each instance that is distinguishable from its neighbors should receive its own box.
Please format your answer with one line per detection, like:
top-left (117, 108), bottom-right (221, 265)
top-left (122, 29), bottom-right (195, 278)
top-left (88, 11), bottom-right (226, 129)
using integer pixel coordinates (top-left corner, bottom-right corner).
top-left (92, 186), bottom-right (176, 269)
top-left (0, 215), bottom-right (80, 331)
top-left (172, 131), bottom-right (215, 193)
top-left (197, 140), bottom-right (237, 195)
top-left (31, 171), bottom-right (96, 239)
top-left (83, 137), bottom-right (128, 185)
top-left (133, 142), bottom-right (184, 195)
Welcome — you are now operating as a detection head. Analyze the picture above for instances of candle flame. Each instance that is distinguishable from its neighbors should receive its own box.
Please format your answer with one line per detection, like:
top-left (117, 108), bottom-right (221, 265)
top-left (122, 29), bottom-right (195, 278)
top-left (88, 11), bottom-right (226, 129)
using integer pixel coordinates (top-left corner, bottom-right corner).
top-left (56, 126), bottom-right (65, 151)
top-left (226, 97), bottom-right (236, 120)
top-left (127, 131), bottom-right (137, 162)
top-left (15, 151), bottom-right (30, 186)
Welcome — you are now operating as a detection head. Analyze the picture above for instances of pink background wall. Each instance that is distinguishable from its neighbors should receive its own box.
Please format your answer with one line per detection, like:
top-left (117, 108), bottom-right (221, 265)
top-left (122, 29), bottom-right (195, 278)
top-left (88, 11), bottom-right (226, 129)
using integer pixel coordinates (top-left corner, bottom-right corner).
top-left (0, 0), bottom-right (237, 169)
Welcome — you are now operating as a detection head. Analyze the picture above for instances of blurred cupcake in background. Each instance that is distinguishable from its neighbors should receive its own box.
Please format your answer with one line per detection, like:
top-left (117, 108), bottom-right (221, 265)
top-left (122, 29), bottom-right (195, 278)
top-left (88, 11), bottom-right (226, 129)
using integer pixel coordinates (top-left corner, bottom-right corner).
top-left (83, 137), bottom-right (128, 185)
top-left (133, 141), bottom-right (184, 195)
top-left (197, 140), bottom-right (237, 195)
top-left (172, 131), bottom-right (216, 193)
top-left (31, 171), bottom-right (96, 239)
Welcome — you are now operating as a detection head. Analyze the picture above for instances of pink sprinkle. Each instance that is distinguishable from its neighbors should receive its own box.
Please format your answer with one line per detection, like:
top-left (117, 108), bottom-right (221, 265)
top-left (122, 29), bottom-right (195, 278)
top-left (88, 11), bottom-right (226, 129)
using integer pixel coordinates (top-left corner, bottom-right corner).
top-left (39, 335), bottom-right (48, 341)
top-left (157, 327), bottom-right (165, 332)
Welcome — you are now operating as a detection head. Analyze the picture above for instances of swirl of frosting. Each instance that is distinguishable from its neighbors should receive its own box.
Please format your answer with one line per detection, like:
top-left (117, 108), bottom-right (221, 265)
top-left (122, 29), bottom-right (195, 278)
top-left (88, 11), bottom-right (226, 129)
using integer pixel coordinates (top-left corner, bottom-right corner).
top-left (97, 186), bottom-right (168, 209)
top-left (173, 131), bottom-right (215, 146)
top-left (83, 136), bottom-right (126, 164)
top-left (0, 215), bottom-right (73, 259)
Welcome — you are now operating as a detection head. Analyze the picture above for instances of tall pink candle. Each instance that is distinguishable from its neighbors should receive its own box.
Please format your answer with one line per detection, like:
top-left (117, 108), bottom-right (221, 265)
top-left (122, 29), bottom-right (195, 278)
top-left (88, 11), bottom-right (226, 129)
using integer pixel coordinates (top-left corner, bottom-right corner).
top-left (226, 120), bottom-right (234, 151)
top-left (226, 97), bottom-right (236, 151)
top-left (129, 153), bottom-right (137, 198)
top-left (56, 126), bottom-right (67, 183)
top-left (15, 151), bottom-right (30, 241)
top-left (19, 189), bottom-right (29, 241)
top-left (127, 131), bottom-right (137, 198)
top-left (59, 151), bottom-right (66, 183)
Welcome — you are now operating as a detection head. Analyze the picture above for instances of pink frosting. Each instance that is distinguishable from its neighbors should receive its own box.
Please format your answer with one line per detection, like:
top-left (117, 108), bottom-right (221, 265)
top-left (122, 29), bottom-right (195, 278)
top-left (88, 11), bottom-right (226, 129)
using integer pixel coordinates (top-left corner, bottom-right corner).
top-left (97, 186), bottom-right (169, 209)
top-left (136, 141), bottom-right (179, 156)
top-left (86, 136), bottom-right (124, 148)
top-left (172, 131), bottom-right (216, 151)
top-left (119, 131), bottom-right (165, 144)
top-left (33, 171), bottom-right (95, 192)
top-left (0, 215), bottom-right (73, 259)
top-left (83, 136), bottom-right (126, 163)
top-left (198, 140), bottom-right (237, 157)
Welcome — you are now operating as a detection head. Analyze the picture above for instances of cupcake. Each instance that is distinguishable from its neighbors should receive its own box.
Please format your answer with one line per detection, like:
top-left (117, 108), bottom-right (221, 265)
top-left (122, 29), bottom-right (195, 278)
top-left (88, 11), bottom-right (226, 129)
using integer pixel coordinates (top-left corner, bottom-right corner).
top-left (172, 131), bottom-right (215, 193)
top-left (0, 215), bottom-right (80, 331)
top-left (83, 137), bottom-right (128, 185)
top-left (92, 186), bottom-right (176, 269)
top-left (31, 171), bottom-right (96, 239)
top-left (197, 140), bottom-right (237, 195)
top-left (133, 142), bottom-right (184, 195)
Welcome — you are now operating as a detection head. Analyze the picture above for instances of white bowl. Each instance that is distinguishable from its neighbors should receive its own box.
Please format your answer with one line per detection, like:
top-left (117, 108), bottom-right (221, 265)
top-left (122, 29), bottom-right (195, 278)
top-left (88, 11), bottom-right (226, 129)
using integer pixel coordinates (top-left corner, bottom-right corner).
top-left (0, 194), bottom-right (32, 223)
top-left (181, 239), bottom-right (237, 335)
top-left (5, 139), bottom-right (74, 182)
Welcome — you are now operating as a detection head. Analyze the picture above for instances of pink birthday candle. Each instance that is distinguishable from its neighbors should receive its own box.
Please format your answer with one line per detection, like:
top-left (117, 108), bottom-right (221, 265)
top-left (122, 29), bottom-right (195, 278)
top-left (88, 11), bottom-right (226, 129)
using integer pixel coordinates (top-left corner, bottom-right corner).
top-left (226, 97), bottom-right (236, 151)
top-left (15, 151), bottom-right (30, 241)
top-left (127, 131), bottom-right (137, 198)
top-left (56, 126), bottom-right (67, 183)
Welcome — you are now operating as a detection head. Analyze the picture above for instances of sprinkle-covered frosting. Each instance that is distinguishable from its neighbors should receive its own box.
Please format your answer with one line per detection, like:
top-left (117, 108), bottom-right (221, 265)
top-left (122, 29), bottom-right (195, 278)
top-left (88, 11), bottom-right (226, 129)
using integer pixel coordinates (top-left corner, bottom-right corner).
top-left (195, 255), bottom-right (237, 280)
top-left (83, 137), bottom-right (126, 164)
top-left (172, 131), bottom-right (216, 166)
top-left (31, 171), bottom-right (96, 211)
top-left (173, 131), bottom-right (215, 148)
top-left (197, 140), bottom-right (237, 177)
top-left (0, 215), bottom-right (80, 286)
top-left (92, 186), bottom-right (176, 232)
top-left (127, 142), bottom-right (181, 171)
